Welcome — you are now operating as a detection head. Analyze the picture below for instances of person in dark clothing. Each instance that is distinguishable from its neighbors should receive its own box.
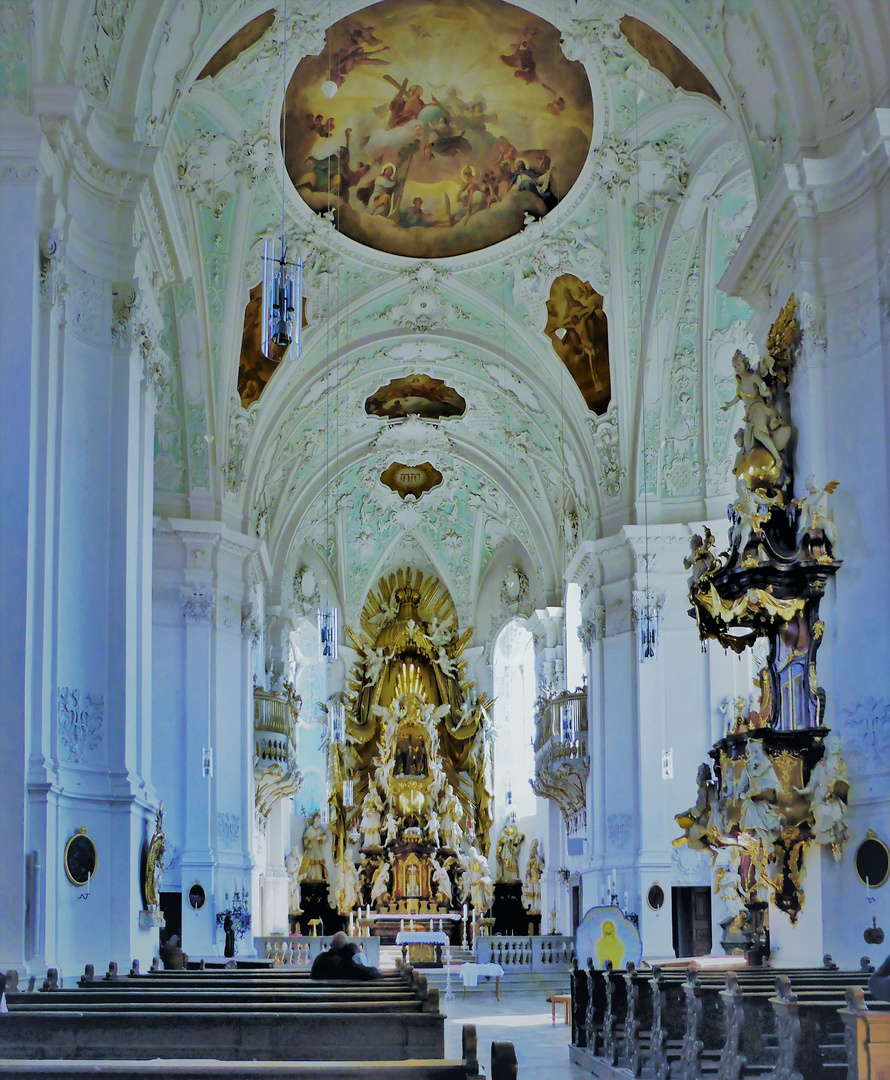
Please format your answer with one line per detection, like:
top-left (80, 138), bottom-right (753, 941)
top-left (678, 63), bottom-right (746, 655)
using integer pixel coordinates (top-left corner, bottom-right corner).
top-left (310, 931), bottom-right (383, 980)
top-left (869, 953), bottom-right (890, 1000)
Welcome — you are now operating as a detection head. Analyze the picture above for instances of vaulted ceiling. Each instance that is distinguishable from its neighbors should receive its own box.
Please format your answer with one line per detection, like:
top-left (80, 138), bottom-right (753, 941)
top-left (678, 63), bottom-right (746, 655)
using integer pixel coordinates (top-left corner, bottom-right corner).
top-left (21, 0), bottom-right (886, 631)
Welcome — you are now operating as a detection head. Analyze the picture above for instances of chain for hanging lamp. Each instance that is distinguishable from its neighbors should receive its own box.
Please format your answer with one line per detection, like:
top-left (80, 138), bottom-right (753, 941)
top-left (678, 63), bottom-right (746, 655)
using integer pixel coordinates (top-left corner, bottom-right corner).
top-left (261, 0), bottom-right (303, 360)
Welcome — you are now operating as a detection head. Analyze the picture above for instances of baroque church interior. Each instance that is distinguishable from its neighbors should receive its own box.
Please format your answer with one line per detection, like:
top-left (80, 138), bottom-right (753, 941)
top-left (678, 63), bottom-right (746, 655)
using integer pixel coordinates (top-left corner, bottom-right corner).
top-left (2, 0), bottom-right (890, 1074)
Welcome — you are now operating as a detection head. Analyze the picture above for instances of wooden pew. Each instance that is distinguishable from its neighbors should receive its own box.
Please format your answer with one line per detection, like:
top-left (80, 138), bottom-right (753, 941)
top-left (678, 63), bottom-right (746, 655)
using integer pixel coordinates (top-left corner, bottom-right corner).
top-left (571, 964), bottom-right (877, 1079)
top-left (0, 963), bottom-right (445, 1063)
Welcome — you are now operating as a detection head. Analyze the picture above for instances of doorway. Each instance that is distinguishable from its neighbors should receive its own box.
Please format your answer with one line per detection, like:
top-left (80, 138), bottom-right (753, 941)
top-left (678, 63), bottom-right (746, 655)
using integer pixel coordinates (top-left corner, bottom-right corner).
top-left (671, 885), bottom-right (712, 957)
top-left (159, 890), bottom-right (182, 951)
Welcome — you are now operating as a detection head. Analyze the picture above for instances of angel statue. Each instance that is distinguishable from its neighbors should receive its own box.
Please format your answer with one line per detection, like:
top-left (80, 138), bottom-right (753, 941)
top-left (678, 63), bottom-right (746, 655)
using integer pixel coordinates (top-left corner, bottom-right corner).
top-left (795, 734), bottom-right (849, 856)
top-left (370, 856), bottom-right (392, 906)
top-left (430, 853), bottom-right (453, 905)
top-left (684, 527), bottom-right (719, 585)
top-left (722, 350), bottom-right (792, 473)
top-left (795, 475), bottom-right (839, 546)
top-left (383, 810), bottom-right (400, 847)
top-left (674, 763), bottom-right (717, 851)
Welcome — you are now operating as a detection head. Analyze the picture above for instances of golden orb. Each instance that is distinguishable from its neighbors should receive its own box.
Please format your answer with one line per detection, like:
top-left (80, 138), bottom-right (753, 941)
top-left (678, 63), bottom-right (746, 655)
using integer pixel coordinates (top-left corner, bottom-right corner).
top-left (736, 446), bottom-right (781, 488)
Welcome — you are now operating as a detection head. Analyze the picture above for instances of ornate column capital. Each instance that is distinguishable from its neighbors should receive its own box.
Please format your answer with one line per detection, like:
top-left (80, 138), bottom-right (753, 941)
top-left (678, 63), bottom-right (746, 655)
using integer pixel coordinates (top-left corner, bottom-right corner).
top-left (181, 586), bottom-right (216, 624)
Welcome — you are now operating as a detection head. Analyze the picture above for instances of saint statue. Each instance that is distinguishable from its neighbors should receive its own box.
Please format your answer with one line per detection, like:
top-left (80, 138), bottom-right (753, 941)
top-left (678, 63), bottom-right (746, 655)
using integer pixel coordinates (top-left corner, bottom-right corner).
top-left (359, 787), bottom-right (383, 848)
top-left (300, 812), bottom-right (329, 882)
top-left (285, 844), bottom-right (302, 913)
top-left (495, 820), bottom-right (525, 882)
top-left (460, 846), bottom-right (494, 912)
top-left (523, 839), bottom-right (544, 912)
top-left (333, 857), bottom-right (362, 915)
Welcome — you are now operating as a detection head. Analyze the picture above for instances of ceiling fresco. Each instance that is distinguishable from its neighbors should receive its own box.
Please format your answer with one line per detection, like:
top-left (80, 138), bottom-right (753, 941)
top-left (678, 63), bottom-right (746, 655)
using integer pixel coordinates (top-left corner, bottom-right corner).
top-left (544, 274), bottom-right (611, 416)
top-left (283, 0), bottom-right (593, 258)
top-left (365, 374), bottom-right (466, 421)
top-left (122, 0), bottom-right (858, 612)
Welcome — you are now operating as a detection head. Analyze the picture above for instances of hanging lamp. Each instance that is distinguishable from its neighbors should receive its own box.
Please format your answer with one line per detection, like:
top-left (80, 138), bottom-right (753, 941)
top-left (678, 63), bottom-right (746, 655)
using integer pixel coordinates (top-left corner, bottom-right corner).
top-left (261, 0), bottom-right (302, 360)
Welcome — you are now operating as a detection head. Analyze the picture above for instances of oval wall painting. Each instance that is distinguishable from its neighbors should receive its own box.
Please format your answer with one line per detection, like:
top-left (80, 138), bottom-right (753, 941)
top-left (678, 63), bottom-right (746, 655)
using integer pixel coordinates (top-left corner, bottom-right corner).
top-left (285, 0), bottom-right (593, 259)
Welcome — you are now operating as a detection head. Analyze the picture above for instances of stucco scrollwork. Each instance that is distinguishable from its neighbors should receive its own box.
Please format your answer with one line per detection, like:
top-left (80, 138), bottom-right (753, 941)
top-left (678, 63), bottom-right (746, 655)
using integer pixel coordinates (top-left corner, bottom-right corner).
top-left (181, 586), bottom-right (216, 624)
top-left (57, 687), bottom-right (105, 764)
top-left (78, 0), bottom-right (135, 103)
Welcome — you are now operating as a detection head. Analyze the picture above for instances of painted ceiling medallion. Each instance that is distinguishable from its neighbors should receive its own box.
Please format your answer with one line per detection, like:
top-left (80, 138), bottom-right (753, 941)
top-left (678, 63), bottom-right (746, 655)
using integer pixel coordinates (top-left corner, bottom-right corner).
top-left (381, 461), bottom-right (443, 500)
top-left (544, 274), bottom-right (611, 415)
top-left (285, 0), bottom-right (593, 259)
top-left (365, 373), bottom-right (466, 420)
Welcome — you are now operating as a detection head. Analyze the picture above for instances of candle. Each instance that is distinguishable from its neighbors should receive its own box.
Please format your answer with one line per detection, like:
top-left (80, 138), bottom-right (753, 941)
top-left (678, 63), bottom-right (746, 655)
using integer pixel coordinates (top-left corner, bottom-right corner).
top-left (462, 903), bottom-right (468, 921)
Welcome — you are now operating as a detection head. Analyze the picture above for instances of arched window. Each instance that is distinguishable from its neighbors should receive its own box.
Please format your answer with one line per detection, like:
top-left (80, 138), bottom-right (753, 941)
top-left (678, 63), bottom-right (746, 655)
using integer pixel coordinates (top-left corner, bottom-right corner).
top-left (290, 620), bottom-right (327, 816)
top-left (493, 620), bottom-right (536, 819)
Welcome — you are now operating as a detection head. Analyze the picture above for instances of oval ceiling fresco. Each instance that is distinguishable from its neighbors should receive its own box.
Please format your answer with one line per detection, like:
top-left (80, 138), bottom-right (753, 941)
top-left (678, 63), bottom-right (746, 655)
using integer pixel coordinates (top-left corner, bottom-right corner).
top-left (284, 0), bottom-right (593, 259)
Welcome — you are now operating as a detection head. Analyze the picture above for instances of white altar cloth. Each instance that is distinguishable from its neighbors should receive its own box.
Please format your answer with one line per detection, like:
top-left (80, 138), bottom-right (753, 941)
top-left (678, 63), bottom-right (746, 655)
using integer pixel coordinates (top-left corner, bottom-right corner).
top-left (396, 930), bottom-right (449, 945)
top-left (459, 962), bottom-right (504, 988)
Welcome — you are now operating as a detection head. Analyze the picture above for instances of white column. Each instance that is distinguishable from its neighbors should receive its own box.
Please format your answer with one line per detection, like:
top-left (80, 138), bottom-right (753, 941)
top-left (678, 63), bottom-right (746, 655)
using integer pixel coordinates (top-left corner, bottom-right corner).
top-left (0, 108), bottom-right (42, 973)
top-left (180, 583), bottom-right (217, 956)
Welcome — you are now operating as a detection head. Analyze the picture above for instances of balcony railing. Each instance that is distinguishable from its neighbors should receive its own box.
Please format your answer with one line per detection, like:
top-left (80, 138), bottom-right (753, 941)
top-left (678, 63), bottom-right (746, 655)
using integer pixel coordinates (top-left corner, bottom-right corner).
top-left (532, 686), bottom-right (589, 834)
top-left (534, 688), bottom-right (587, 754)
top-left (254, 686), bottom-right (302, 818)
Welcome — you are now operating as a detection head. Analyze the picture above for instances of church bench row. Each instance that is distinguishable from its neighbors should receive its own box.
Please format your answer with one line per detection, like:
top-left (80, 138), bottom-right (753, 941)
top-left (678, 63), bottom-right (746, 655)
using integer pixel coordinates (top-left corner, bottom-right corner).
top-left (0, 1009), bottom-right (447, 1063)
top-left (0, 1023), bottom-right (519, 1080)
top-left (0, 964), bottom-right (445, 1063)
top-left (0, 1065), bottom-right (473, 1080)
top-left (569, 963), bottom-right (890, 1080)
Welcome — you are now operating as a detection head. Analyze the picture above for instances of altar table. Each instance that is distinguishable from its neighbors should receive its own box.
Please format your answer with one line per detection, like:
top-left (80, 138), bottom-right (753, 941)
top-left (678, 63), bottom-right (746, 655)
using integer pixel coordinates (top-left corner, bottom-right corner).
top-left (459, 962), bottom-right (505, 999)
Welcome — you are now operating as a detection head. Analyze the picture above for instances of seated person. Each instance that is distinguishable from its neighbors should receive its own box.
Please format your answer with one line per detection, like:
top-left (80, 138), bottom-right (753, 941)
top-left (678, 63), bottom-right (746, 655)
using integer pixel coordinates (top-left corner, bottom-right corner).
top-left (310, 930), bottom-right (383, 980)
top-left (869, 953), bottom-right (890, 1001)
top-left (159, 934), bottom-right (188, 971)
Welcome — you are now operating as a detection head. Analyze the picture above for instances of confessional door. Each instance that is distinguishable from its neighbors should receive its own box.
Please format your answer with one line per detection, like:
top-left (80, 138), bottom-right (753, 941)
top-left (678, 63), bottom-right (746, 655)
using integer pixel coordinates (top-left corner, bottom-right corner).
top-left (671, 885), bottom-right (712, 957)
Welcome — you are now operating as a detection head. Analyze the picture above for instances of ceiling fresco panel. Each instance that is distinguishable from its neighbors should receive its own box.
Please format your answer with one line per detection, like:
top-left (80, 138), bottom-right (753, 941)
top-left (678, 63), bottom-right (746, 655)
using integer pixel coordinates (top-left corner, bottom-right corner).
top-left (283, 0), bottom-right (593, 259)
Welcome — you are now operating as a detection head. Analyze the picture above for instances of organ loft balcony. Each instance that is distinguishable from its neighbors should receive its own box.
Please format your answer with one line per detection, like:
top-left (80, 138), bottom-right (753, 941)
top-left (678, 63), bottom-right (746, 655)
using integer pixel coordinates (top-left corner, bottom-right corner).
top-left (254, 685), bottom-right (303, 819)
top-left (531, 686), bottom-right (589, 835)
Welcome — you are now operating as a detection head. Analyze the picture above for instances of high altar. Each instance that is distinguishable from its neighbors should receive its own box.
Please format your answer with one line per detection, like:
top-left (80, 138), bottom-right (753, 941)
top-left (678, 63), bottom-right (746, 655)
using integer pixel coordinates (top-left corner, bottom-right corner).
top-left (322, 571), bottom-right (497, 939)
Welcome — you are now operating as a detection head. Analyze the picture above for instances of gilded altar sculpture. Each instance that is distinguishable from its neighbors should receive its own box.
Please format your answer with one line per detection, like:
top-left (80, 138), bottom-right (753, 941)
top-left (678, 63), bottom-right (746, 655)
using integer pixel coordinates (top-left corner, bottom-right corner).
top-left (678, 296), bottom-right (848, 926)
top-left (323, 570), bottom-right (496, 918)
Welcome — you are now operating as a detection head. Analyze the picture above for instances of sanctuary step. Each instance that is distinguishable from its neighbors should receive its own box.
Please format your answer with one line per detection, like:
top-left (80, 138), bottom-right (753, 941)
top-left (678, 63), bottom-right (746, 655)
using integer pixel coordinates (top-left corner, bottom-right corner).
top-left (0, 1061), bottom-right (475, 1079)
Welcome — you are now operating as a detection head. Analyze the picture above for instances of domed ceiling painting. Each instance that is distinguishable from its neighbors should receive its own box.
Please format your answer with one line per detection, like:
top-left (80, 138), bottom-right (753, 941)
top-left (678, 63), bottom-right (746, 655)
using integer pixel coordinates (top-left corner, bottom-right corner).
top-left (284, 0), bottom-right (593, 259)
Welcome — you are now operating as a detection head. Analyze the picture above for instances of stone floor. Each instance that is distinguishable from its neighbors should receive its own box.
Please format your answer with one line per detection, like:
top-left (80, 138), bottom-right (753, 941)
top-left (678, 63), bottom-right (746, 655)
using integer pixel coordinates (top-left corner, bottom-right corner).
top-left (442, 988), bottom-right (589, 1079)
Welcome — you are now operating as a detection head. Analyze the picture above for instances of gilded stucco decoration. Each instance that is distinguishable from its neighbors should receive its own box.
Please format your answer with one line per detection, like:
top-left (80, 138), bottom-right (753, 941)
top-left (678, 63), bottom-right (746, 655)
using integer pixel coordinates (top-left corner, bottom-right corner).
top-left (679, 298), bottom-right (846, 931)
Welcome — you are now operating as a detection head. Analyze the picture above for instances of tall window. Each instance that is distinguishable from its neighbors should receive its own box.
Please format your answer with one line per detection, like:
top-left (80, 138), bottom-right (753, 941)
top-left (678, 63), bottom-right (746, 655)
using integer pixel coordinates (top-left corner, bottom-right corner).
top-left (565, 582), bottom-right (583, 690)
top-left (493, 620), bottom-right (536, 819)
top-left (290, 620), bottom-right (327, 816)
